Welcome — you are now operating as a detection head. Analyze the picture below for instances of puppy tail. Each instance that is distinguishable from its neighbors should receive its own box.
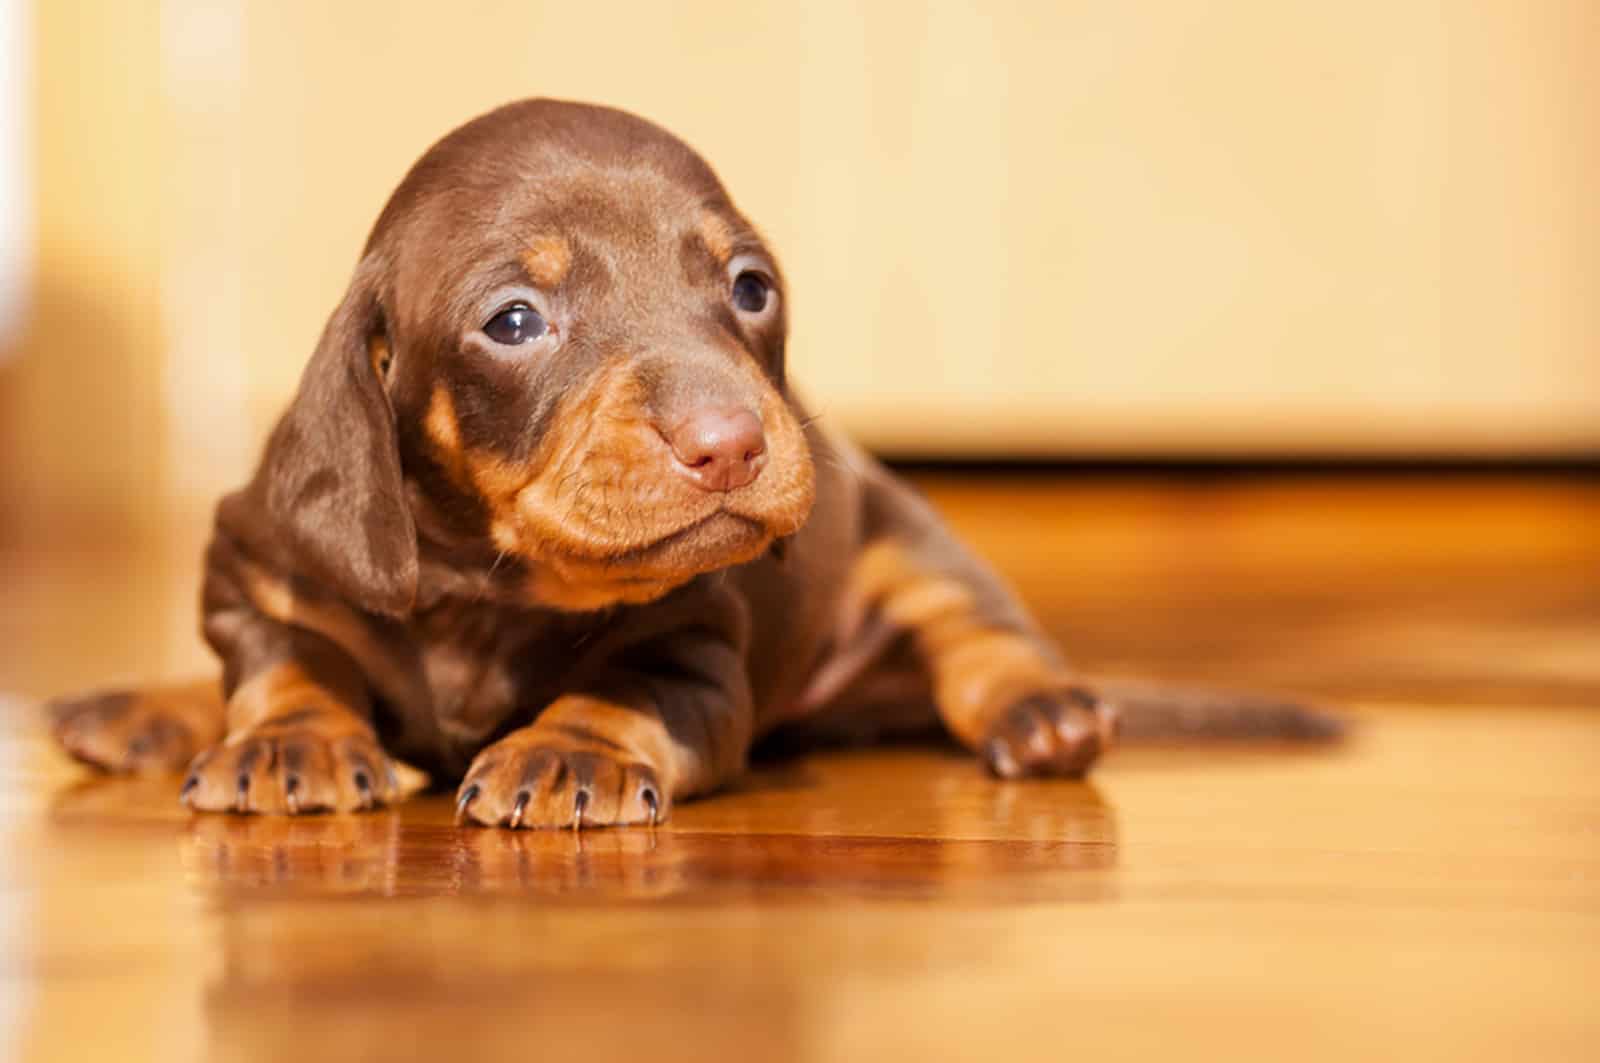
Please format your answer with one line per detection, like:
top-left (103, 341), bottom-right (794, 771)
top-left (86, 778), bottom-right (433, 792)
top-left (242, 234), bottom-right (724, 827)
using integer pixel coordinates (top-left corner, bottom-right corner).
top-left (1089, 677), bottom-right (1345, 743)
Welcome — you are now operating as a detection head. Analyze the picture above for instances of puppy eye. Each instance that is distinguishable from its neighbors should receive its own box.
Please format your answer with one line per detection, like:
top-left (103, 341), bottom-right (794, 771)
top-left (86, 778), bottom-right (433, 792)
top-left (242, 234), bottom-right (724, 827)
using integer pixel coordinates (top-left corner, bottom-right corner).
top-left (483, 304), bottom-right (547, 345)
top-left (731, 271), bottom-right (773, 315)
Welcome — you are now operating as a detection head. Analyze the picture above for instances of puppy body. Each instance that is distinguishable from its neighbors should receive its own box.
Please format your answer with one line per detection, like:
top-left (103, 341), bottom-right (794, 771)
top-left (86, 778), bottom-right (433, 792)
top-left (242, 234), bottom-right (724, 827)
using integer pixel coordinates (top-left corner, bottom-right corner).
top-left (49, 100), bottom-right (1321, 828)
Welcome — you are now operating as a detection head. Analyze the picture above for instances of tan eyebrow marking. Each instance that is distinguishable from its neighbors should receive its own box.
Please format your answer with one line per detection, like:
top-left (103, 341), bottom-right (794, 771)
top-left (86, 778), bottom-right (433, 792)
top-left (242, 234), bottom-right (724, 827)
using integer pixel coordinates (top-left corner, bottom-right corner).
top-left (697, 211), bottom-right (735, 264)
top-left (520, 236), bottom-right (572, 288)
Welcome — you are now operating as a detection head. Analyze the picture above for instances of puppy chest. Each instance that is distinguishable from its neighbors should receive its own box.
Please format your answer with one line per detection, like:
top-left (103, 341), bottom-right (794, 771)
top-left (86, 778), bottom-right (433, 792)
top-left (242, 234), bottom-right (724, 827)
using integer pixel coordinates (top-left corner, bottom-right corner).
top-left (412, 615), bottom-right (563, 749)
top-left (416, 640), bottom-right (509, 739)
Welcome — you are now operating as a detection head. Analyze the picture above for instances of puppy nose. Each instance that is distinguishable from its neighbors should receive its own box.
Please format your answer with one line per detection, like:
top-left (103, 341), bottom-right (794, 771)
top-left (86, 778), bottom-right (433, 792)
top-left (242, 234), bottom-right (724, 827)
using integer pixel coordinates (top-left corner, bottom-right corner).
top-left (665, 407), bottom-right (767, 492)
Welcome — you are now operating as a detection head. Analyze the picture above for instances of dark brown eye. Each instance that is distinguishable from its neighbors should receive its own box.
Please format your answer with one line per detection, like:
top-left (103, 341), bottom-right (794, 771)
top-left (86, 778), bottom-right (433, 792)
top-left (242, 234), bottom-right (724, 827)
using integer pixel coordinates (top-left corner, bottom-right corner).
top-left (731, 271), bottom-right (772, 314)
top-left (483, 305), bottom-right (547, 345)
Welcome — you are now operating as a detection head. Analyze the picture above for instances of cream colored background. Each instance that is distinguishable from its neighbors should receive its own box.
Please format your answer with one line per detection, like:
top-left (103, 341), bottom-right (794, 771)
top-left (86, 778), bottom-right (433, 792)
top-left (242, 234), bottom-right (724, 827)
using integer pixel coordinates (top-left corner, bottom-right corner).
top-left (3, 1), bottom-right (1597, 532)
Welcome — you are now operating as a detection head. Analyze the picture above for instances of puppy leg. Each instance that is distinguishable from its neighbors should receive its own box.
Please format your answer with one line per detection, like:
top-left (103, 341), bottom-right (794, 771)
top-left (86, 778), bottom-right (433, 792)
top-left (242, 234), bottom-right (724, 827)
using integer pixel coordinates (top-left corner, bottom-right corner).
top-left (845, 476), bottom-right (1118, 778)
top-left (49, 679), bottom-right (226, 774)
top-left (457, 614), bottom-right (753, 830)
top-left (187, 565), bottom-right (399, 817)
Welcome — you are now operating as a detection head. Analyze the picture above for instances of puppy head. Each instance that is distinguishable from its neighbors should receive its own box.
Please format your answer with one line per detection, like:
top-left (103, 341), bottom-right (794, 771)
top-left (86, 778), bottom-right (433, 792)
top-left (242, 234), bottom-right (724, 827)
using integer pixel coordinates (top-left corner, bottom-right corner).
top-left (259, 100), bottom-right (816, 615)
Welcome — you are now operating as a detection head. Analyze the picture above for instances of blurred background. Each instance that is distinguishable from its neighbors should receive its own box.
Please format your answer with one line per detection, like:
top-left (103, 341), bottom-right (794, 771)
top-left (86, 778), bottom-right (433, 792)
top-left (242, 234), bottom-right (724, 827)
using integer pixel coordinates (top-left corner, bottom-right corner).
top-left (0, 0), bottom-right (1595, 544)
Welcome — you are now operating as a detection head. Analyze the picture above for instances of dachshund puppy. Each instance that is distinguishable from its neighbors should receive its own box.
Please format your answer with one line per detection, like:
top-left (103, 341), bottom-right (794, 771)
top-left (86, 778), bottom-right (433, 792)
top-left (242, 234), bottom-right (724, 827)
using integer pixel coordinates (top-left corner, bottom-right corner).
top-left (48, 99), bottom-right (1327, 828)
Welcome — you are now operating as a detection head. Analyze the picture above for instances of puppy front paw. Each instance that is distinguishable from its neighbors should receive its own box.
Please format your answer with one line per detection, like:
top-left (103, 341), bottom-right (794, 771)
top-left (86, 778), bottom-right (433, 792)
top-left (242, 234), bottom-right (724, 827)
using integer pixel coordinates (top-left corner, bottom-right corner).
top-left (181, 711), bottom-right (399, 815)
top-left (455, 729), bottom-right (665, 830)
top-left (982, 687), bottom-right (1120, 779)
top-left (50, 684), bottom-right (225, 774)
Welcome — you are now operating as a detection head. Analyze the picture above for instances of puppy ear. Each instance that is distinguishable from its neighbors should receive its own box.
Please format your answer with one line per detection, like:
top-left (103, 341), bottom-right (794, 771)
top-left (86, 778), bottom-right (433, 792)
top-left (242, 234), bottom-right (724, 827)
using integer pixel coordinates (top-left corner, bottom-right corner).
top-left (251, 260), bottom-right (418, 617)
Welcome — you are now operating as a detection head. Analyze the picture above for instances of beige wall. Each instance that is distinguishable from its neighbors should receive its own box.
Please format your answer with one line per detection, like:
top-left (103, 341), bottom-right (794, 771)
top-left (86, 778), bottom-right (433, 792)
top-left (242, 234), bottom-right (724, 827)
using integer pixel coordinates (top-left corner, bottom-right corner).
top-left (4, 1), bottom-right (1597, 530)
top-left (2, 0), bottom-right (166, 533)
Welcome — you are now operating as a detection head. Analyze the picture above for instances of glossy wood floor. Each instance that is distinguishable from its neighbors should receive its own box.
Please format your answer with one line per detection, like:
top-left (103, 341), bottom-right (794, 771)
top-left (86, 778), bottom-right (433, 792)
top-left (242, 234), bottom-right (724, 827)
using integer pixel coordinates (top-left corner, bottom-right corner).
top-left (2, 473), bottom-right (1597, 1062)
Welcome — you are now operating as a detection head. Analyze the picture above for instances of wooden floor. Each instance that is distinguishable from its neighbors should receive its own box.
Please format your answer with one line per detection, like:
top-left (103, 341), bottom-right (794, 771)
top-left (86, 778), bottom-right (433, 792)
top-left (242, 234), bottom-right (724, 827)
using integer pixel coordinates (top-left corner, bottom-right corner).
top-left (1, 473), bottom-right (1597, 1062)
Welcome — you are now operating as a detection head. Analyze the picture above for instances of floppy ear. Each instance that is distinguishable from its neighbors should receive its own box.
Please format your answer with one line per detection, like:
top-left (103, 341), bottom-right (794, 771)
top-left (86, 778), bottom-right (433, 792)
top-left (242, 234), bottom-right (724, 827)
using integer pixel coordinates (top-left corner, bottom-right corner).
top-left (251, 260), bottom-right (418, 617)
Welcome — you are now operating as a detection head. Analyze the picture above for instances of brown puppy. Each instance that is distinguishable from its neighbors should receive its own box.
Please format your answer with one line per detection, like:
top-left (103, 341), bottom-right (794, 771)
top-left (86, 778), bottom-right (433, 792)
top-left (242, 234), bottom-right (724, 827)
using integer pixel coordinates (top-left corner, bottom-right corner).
top-left (48, 100), bottom-right (1329, 828)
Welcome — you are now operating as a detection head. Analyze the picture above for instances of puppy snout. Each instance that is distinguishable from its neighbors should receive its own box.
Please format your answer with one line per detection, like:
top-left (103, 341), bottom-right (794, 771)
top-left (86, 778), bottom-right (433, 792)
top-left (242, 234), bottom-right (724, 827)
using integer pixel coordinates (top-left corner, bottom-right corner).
top-left (664, 407), bottom-right (767, 492)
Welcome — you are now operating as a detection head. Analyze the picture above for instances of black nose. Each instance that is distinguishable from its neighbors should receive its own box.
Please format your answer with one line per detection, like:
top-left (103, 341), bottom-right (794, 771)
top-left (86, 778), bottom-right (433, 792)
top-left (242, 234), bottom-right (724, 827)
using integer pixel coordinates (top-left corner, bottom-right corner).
top-left (664, 406), bottom-right (767, 492)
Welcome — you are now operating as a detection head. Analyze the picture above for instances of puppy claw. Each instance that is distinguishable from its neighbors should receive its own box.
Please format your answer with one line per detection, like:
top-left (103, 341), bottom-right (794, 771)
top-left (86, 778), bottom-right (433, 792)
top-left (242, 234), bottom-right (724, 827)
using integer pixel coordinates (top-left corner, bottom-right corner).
top-left (985, 737), bottom-right (1022, 779)
top-left (184, 723), bottom-right (396, 815)
top-left (179, 775), bottom-right (199, 807)
top-left (507, 790), bottom-right (530, 830)
top-left (459, 736), bottom-right (665, 829)
top-left (573, 788), bottom-right (589, 831)
top-left (455, 783), bottom-right (481, 826)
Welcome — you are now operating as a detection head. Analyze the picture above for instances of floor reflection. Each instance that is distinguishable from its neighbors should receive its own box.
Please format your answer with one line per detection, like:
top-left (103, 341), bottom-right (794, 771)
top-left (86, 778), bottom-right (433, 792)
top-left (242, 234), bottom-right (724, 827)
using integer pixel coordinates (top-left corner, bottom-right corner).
top-left (36, 747), bottom-right (1121, 1060)
top-left (45, 747), bottom-right (1120, 905)
top-left (148, 764), bottom-right (1116, 1063)
top-left (165, 786), bottom-right (1117, 903)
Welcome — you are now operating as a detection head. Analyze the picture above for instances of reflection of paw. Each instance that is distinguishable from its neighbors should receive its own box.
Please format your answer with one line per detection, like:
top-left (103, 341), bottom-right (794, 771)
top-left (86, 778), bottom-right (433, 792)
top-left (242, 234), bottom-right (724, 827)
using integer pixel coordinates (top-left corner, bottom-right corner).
top-left (180, 811), bottom-right (402, 892)
top-left (982, 687), bottom-right (1120, 779)
top-left (49, 686), bottom-right (225, 774)
top-left (456, 731), bottom-right (665, 830)
top-left (460, 828), bottom-right (685, 897)
top-left (181, 713), bottom-right (400, 814)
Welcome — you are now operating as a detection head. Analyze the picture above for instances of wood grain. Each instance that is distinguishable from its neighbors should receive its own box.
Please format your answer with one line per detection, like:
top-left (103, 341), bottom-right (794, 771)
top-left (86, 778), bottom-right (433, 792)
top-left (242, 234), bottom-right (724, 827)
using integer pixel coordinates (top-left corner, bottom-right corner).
top-left (1, 473), bottom-right (1596, 1062)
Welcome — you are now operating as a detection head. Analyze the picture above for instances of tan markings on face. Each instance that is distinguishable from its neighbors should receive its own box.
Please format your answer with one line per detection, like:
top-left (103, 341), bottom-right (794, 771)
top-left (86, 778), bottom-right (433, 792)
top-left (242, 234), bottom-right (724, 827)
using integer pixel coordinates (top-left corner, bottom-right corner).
top-left (497, 361), bottom-right (718, 607)
top-left (417, 355), bottom-right (815, 612)
top-left (426, 383), bottom-right (533, 501)
top-left (697, 211), bottom-right (735, 264)
top-left (523, 567), bottom-right (686, 612)
top-left (425, 383), bottom-right (490, 496)
top-left (841, 540), bottom-right (1067, 746)
top-left (426, 384), bottom-right (462, 457)
top-left (415, 369), bottom-right (671, 604)
top-left (736, 388), bottom-right (816, 537)
top-left (520, 235), bottom-right (572, 289)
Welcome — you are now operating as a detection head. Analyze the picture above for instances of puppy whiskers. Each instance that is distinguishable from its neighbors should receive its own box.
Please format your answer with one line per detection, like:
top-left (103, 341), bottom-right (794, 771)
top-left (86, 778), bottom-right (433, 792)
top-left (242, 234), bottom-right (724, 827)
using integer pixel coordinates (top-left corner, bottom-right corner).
top-left (473, 548), bottom-right (511, 604)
